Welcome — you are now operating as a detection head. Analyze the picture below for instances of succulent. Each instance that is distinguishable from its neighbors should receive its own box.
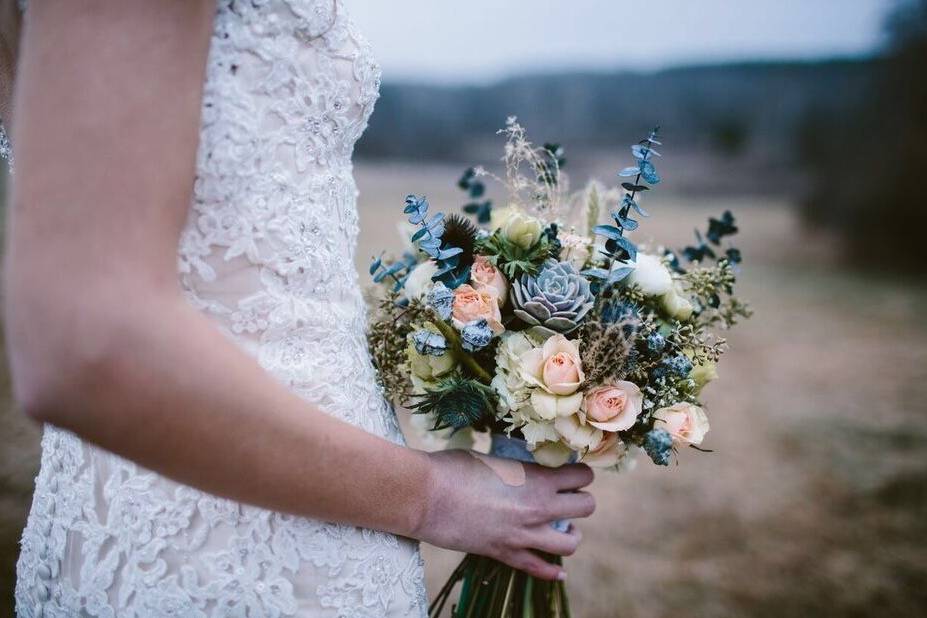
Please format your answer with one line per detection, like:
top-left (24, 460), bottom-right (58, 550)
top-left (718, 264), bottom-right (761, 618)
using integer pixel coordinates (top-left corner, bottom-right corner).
top-left (511, 260), bottom-right (594, 338)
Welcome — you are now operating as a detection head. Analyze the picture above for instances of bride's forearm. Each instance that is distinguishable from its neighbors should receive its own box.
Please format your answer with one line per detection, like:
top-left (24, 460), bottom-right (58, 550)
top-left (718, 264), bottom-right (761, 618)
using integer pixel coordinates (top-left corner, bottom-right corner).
top-left (6, 284), bottom-right (431, 538)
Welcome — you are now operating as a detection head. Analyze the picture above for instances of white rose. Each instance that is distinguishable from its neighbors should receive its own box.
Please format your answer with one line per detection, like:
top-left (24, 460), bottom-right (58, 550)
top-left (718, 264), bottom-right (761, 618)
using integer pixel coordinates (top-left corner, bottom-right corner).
top-left (490, 204), bottom-right (522, 231)
top-left (531, 441), bottom-right (574, 467)
top-left (661, 287), bottom-right (694, 321)
top-left (530, 390), bottom-right (583, 420)
top-left (559, 232), bottom-right (593, 270)
top-left (627, 253), bottom-right (673, 296)
top-left (554, 414), bottom-right (603, 451)
top-left (520, 420), bottom-right (560, 447)
top-left (497, 207), bottom-right (543, 249)
top-left (403, 261), bottom-right (438, 301)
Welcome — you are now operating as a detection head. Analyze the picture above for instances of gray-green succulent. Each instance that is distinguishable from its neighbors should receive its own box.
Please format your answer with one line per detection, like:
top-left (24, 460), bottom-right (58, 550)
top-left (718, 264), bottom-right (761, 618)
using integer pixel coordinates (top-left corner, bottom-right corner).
top-left (511, 260), bottom-right (594, 337)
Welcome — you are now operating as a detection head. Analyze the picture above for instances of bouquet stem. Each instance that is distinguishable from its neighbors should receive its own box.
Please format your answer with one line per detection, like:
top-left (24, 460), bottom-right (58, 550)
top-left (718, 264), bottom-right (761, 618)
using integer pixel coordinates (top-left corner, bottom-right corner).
top-left (429, 554), bottom-right (570, 618)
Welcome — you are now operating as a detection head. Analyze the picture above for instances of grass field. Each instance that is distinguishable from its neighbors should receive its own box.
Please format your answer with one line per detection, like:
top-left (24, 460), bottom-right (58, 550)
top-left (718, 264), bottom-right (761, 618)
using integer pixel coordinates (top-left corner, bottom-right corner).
top-left (1, 161), bottom-right (925, 616)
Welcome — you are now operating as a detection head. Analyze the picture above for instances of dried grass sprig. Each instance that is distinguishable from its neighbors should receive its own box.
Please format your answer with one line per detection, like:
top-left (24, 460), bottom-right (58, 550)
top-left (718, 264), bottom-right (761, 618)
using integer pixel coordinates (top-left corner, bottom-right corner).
top-left (579, 316), bottom-right (638, 385)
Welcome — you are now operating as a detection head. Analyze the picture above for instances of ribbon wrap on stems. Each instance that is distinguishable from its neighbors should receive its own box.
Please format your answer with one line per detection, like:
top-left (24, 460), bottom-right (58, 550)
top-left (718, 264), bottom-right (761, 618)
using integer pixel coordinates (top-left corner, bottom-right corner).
top-left (428, 435), bottom-right (573, 618)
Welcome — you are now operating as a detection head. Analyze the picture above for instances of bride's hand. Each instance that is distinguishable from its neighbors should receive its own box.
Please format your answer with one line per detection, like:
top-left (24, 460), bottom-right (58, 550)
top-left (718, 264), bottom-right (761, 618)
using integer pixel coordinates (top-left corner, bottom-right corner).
top-left (413, 449), bottom-right (595, 581)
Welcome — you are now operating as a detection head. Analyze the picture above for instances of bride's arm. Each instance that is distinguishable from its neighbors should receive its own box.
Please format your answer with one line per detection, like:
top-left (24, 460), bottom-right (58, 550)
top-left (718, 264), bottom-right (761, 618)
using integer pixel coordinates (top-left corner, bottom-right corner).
top-left (3, 0), bottom-right (594, 581)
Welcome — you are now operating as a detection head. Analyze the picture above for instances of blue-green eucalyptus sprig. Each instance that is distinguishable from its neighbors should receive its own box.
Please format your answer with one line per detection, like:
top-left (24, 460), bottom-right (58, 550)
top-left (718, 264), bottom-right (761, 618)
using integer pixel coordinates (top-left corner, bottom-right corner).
top-left (369, 251), bottom-right (417, 293)
top-left (682, 210), bottom-right (742, 265)
top-left (458, 167), bottom-right (493, 224)
top-left (405, 194), bottom-right (471, 289)
top-left (586, 127), bottom-right (662, 287)
top-left (643, 427), bottom-right (674, 466)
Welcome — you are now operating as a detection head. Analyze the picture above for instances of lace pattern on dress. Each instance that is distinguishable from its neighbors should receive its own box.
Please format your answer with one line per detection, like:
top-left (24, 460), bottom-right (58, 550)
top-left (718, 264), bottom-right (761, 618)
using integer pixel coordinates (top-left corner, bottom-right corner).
top-left (15, 2), bottom-right (428, 616)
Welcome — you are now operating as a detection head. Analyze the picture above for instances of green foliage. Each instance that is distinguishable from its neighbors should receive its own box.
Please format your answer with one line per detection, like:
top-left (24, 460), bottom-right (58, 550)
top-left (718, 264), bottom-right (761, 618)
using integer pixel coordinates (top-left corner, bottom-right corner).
top-left (367, 291), bottom-right (431, 402)
top-left (409, 376), bottom-right (498, 432)
top-left (683, 260), bottom-right (753, 329)
top-left (477, 228), bottom-right (554, 280)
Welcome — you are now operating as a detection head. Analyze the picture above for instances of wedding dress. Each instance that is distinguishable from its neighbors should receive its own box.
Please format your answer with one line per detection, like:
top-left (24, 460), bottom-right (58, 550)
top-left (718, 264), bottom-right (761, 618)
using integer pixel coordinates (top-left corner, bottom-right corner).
top-left (11, 1), bottom-right (428, 616)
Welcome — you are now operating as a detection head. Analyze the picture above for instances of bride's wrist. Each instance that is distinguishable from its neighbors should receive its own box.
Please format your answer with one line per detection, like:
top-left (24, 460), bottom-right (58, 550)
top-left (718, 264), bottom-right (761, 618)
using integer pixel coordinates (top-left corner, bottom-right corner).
top-left (393, 448), bottom-right (438, 541)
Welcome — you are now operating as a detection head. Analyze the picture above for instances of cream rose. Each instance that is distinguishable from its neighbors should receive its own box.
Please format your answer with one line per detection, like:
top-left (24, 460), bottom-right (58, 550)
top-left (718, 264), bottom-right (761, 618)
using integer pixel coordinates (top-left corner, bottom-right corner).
top-left (627, 253), bottom-right (673, 296)
top-left (470, 256), bottom-right (509, 306)
top-left (403, 261), bottom-right (438, 301)
top-left (406, 335), bottom-right (456, 383)
top-left (520, 334), bottom-right (585, 396)
top-left (531, 441), bottom-right (574, 467)
top-left (559, 232), bottom-right (593, 270)
top-left (490, 204), bottom-right (520, 231)
top-left (530, 390), bottom-right (583, 420)
top-left (662, 286), bottom-right (694, 321)
top-left (652, 402), bottom-right (710, 446)
top-left (501, 210), bottom-right (543, 249)
top-left (582, 381), bottom-right (643, 432)
top-left (580, 432), bottom-right (625, 468)
top-left (452, 284), bottom-right (504, 334)
top-left (689, 361), bottom-right (718, 393)
top-left (554, 414), bottom-right (603, 451)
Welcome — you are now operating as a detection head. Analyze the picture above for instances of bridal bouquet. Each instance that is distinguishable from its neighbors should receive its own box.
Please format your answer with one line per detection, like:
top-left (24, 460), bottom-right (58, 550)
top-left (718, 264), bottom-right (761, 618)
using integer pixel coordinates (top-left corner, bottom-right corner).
top-left (367, 119), bottom-right (750, 617)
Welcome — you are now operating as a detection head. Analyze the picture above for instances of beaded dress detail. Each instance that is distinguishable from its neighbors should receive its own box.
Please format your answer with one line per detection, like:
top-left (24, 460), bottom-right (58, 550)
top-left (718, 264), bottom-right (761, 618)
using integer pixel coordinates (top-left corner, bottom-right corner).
top-left (13, 1), bottom-right (428, 616)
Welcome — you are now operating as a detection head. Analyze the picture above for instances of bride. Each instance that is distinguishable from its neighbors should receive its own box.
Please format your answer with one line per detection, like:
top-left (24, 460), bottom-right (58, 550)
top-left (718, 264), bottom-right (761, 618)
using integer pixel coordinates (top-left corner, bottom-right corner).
top-left (0, 1), bottom-right (595, 616)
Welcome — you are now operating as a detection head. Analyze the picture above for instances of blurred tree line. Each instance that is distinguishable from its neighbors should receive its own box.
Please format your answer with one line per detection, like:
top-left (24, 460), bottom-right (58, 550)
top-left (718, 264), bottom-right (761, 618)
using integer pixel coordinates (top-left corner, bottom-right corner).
top-left (799, 0), bottom-right (927, 272)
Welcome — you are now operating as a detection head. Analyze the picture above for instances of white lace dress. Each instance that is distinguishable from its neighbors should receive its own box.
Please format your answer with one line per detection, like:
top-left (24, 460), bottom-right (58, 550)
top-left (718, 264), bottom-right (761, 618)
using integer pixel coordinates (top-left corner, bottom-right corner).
top-left (12, 1), bottom-right (429, 616)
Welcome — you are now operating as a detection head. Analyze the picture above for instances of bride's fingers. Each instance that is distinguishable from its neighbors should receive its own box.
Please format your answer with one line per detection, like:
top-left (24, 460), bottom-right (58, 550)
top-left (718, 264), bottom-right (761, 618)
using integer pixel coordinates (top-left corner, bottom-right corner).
top-left (501, 549), bottom-right (565, 582)
top-left (549, 490), bottom-right (596, 520)
top-left (524, 524), bottom-right (582, 557)
top-left (536, 463), bottom-right (594, 491)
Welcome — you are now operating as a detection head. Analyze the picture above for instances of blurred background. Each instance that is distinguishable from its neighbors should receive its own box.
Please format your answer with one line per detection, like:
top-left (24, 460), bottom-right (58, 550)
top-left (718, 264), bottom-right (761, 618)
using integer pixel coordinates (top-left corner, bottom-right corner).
top-left (2, 0), bottom-right (926, 616)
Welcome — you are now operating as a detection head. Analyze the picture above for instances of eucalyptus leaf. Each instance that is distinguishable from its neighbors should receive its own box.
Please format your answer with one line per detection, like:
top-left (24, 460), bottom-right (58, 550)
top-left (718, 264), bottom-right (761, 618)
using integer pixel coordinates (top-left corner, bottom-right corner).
top-left (593, 224), bottom-right (624, 240)
top-left (639, 160), bottom-right (661, 184)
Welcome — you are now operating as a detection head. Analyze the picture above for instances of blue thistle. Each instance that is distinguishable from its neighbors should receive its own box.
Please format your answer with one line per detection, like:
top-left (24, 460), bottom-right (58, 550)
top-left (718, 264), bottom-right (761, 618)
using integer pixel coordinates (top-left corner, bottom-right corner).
top-left (647, 333), bottom-right (666, 354)
top-left (409, 377), bottom-right (497, 431)
top-left (643, 428), bottom-right (674, 466)
top-left (652, 354), bottom-right (694, 381)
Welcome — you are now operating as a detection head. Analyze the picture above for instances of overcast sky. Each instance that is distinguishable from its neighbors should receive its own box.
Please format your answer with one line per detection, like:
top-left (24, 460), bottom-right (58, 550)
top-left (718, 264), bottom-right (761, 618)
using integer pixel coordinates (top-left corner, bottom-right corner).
top-left (348, 0), bottom-right (893, 84)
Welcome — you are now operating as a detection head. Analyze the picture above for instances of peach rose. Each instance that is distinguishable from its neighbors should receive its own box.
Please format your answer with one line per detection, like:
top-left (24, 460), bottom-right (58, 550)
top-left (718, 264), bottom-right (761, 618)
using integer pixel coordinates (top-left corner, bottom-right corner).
top-left (582, 381), bottom-right (643, 432)
top-left (452, 284), bottom-right (504, 334)
top-left (520, 334), bottom-right (585, 396)
top-left (652, 402), bottom-right (709, 446)
top-left (470, 256), bottom-right (509, 306)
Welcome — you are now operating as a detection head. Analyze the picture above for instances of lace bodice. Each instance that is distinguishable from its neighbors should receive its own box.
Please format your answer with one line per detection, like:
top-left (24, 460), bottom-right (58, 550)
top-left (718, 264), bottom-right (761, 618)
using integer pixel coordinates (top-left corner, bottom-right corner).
top-left (15, 2), bottom-right (428, 616)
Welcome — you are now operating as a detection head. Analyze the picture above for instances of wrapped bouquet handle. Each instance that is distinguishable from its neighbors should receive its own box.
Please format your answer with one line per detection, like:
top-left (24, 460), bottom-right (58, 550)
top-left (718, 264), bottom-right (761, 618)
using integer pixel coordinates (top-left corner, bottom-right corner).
top-left (428, 434), bottom-right (573, 618)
